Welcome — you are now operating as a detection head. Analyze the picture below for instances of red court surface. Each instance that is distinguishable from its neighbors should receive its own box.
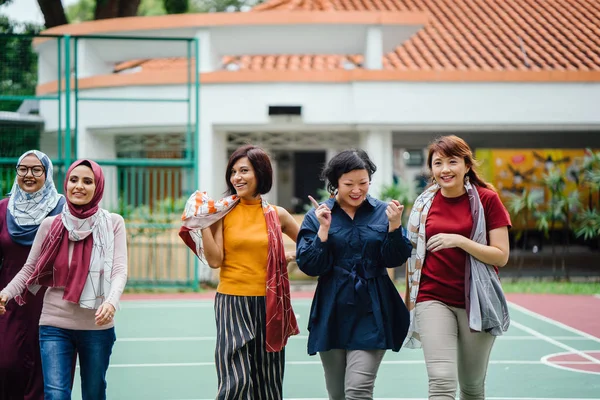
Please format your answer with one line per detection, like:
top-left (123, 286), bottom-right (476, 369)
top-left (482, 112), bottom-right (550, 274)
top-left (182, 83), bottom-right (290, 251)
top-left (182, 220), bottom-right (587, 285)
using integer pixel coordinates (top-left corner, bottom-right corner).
top-left (506, 293), bottom-right (600, 339)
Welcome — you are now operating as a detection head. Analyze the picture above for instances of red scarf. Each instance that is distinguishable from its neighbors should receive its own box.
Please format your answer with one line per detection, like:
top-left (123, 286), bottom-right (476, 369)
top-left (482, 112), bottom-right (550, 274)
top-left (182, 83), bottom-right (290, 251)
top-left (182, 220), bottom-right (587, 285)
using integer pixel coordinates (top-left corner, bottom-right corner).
top-left (263, 204), bottom-right (300, 352)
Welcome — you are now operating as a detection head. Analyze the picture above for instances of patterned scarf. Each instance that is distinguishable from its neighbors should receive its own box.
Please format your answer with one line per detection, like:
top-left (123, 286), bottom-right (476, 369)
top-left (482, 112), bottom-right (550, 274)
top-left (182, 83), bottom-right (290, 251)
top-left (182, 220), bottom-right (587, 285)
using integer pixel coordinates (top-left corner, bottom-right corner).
top-left (15, 160), bottom-right (115, 310)
top-left (7, 150), bottom-right (65, 246)
top-left (179, 191), bottom-right (299, 352)
top-left (404, 180), bottom-right (510, 349)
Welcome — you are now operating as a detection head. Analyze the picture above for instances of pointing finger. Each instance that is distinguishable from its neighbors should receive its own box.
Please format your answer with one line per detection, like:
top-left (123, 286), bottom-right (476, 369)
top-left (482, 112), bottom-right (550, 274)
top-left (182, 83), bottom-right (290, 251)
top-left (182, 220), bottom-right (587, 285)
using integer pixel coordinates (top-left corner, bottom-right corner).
top-left (308, 195), bottom-right (320, 209)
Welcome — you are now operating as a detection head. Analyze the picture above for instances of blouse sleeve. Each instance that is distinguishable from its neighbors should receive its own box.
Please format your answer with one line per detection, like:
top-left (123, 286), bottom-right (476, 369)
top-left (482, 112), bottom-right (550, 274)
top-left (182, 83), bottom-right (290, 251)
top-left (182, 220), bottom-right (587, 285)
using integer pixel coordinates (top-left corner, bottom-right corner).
top-left (381, 226), bottom-right (413, 268)
top-left (104, 214), bottom-right (128, 309)
top-left (296, 210), bottom-right (333, 277)
top-left (0, 217), bottom-right (53, 301)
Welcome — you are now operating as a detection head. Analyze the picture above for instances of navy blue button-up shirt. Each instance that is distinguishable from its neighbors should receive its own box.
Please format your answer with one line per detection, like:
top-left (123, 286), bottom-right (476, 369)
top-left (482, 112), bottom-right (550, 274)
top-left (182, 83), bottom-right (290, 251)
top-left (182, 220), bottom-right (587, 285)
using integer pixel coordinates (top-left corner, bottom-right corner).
top-left (296, 195), bottom-right (412, 355)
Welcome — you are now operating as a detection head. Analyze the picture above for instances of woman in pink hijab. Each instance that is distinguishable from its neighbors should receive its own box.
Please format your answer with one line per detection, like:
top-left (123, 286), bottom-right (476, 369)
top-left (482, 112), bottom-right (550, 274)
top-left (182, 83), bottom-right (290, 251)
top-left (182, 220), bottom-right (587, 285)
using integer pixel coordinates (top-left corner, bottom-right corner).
top-left (0, 159), bottom-right (128, 400)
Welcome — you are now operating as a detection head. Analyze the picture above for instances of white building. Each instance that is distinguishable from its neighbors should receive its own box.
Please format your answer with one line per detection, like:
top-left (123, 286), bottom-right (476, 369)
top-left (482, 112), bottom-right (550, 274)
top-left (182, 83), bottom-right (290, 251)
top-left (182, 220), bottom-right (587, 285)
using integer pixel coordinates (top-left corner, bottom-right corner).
top-left (32, 0), bottom-right (600, 212)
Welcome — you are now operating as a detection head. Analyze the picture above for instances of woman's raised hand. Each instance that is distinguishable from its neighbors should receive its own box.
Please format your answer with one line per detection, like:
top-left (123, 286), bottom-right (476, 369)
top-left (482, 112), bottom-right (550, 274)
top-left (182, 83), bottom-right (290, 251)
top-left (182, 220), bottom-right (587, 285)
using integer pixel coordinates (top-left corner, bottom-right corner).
top-left (308, 195), bottom-right (331, 230)
top-left (385, 200), bottom-right (404, 232)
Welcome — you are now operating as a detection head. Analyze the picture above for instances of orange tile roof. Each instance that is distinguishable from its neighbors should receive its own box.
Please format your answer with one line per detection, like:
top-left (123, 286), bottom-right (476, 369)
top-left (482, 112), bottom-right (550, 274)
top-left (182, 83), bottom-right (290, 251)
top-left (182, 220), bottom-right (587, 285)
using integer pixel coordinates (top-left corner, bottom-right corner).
top-left (104, 0), bottom-right (599, 83)
top-left (248, 0), bottom-right (600, 72)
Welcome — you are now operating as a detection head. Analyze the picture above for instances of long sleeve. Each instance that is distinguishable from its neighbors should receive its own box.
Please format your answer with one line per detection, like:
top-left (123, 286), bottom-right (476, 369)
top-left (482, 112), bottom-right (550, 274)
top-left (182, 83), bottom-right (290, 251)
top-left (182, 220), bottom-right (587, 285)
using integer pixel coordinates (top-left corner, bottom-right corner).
top-left (381, 226), bottom-right (413, 268)
top-left (296, 210), bottom-right (333, 277)
top-left (0, 217), bottom-right (52, 301)
top-left (104, 214), bottom-right (128, 309)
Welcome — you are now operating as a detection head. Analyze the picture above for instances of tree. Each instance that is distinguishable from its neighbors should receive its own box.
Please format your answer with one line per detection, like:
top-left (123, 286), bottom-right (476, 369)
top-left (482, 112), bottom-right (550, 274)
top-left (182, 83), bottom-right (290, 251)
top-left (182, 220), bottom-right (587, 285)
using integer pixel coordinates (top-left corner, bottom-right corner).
top-left (506, 188), bottom-right (542, 277)
top-left (67, 0), bottom-right (167, 22)
top-left (164, 0), bottom-right (188, 13)
top-left (36, 0), bottom-right (143, 28)
top-left (37, 0), bottom-right (68, 28)
top-left (190, 0), bottom-right (259, 12)
top-left (0, 16), bottom-right (41, 112)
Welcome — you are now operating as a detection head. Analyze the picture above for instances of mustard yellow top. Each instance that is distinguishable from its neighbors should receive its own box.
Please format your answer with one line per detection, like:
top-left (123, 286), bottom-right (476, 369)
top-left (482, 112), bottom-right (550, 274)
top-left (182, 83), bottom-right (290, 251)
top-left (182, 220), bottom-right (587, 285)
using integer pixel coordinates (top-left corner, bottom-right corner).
top-left (217, 197), bottom-right (269, 296)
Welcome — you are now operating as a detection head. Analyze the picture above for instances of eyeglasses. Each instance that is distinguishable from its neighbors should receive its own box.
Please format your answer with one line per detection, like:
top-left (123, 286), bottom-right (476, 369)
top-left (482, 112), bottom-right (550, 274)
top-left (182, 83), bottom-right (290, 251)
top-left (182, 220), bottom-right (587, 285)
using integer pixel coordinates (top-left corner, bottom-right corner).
top-left (16, 165), bottom-right (45, 177)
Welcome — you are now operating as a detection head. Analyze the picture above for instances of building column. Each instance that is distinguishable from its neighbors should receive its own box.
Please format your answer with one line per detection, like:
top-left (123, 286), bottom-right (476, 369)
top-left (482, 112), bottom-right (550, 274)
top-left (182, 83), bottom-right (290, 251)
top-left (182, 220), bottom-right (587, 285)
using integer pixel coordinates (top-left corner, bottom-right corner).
top-left (360, 130), bottom-right (393, 199)
top-left (197, 121), bottom-right (227, 196)
top-left (364, 26), bottom-right (383, 70)
top-left (194, 29), bottom-right (219, 73)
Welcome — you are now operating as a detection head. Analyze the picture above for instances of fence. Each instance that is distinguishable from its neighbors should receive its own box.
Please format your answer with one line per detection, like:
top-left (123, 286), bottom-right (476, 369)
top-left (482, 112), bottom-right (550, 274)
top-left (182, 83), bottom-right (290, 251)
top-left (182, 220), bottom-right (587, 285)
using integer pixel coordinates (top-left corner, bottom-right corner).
top-left (0, 33), bottom-right (202, 289)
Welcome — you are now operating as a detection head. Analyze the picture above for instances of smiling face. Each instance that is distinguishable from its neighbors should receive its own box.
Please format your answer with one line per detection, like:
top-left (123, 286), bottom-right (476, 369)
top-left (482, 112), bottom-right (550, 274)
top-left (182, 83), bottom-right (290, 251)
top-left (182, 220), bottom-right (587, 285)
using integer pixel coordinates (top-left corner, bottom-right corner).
top-left (431, 152), bottom-right (470, 197)
top-left (335, 169), bottom-right (370, 210)
top-left (66, 165), bottom-right (96, 206)
top-left (229, 157), bottom-right (259, 200)
top-left (17, 154), bottom-right (46, 194)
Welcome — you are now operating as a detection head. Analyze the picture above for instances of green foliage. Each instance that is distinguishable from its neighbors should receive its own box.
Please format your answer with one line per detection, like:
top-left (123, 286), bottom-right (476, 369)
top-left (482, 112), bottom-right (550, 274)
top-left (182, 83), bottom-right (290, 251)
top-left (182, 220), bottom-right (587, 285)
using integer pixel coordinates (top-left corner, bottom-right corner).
top-left (574, 208), bottom-right (600, 241)
top-left (63, 0), bottom-right (266, 19)
top-left (65, 0), bottom-right (168, 21)
top-left (190, 0), bottom-right (261, 12)
top-left (65, 0), bottom-right (95, 23)
top-left (138, 0), bottom-right (167, 16)
top-left (378, 180), bottom-right (416, 206)
top-left (574, 149), bottom-right (600, 241)
top-left (302, 188), bottom-right (330, 212)
top-left (506, 188), bottom-right (542, 241)
top-left (124, 196), bottom-right (188, 238)
top-left (0, 17), bottom-right (41, 112)
top-left (499, 281), bottom-right (600, 295)
top-left (163, 0), bottom-right (189, 13)
top-left (582, 149), bottom-right (600, 191)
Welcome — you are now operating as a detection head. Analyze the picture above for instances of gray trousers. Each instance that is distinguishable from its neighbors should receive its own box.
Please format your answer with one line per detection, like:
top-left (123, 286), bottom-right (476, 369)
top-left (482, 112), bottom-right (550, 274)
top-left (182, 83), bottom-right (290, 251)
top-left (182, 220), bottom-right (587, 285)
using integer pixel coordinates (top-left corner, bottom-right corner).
top-left (319, 349), bottom-right (386, 400)
top-left (416, 300), bottom-right (496, 400)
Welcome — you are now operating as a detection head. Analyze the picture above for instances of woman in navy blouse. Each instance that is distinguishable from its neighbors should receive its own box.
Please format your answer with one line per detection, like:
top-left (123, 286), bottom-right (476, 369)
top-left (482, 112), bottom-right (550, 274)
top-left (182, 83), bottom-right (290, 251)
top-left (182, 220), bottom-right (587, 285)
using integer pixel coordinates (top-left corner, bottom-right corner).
top-left (296, 149), bottom-right (412, 400)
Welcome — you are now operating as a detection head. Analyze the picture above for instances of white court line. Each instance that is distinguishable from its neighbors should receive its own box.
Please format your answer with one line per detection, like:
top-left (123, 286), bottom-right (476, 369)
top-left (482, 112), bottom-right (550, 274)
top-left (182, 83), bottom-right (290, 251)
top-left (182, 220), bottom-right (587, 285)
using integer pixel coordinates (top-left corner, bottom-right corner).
top-left (106, 360), bottom-right (598, 368)
top-left (120, 303), bottom-right (214, 309)
top-left (170, 398), bottom-right (600, 400)
top-left (541, 351), bottom-right (600, 376)
top-left (511, 320), bottom-right (600, 367)
top-left (120, 299), bottom-right (314, 309)
top-left (508, 301), bottom-right (600, 344)
top-left (115, 335), bottom-right (595, 342)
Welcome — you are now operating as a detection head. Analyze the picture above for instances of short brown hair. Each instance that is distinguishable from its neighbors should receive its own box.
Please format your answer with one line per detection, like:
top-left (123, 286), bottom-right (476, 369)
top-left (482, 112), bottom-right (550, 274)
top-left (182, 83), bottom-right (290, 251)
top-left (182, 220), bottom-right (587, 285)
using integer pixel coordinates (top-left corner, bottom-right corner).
top-left (225, 144), bottom-right (273, 196)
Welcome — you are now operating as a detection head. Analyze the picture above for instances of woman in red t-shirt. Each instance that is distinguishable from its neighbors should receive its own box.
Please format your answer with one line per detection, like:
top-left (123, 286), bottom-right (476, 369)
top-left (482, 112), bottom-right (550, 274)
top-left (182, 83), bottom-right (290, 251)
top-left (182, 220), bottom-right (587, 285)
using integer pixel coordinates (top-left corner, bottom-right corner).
top-left (405, 135), bottom-right (511, 400)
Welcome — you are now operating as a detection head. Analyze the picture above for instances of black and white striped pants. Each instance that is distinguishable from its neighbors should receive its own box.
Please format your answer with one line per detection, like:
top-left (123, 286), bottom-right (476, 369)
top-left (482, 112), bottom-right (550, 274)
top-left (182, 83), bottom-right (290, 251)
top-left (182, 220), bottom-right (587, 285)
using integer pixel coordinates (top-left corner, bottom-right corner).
top-left (214, 293), bottom-right (285, 400)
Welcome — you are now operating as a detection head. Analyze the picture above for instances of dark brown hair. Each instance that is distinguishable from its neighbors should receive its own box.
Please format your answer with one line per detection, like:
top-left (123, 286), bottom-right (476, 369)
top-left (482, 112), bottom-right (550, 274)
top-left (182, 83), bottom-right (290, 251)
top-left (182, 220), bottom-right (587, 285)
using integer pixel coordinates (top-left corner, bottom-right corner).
top-left (427, 135), bottom-right (494, 190)
top-left (225, 144), bottom-right (273, 196)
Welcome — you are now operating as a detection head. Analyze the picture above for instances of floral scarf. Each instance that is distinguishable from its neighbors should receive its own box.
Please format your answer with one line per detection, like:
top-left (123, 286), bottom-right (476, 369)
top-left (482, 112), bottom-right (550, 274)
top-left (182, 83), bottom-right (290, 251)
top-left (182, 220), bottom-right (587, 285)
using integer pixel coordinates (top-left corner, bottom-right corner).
top-left (179, 191), bottom-right (299, 352)
top-left (404, 180), bottom-right (510, 349)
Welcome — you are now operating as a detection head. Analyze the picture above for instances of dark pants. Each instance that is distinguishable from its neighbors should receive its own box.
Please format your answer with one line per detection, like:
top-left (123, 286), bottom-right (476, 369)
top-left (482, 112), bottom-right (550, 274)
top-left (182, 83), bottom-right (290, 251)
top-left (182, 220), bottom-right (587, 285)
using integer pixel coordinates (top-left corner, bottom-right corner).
top-left (214, 293), bottom-right (285, 400)
top-left (39, 325), bottom-right (116, 400)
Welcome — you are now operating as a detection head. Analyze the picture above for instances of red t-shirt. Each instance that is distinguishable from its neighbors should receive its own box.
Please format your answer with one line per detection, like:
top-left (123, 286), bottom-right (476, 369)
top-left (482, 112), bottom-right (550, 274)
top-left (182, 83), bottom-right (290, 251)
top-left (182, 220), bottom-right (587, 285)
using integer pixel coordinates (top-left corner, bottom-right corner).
top-left (416, 186), bottom-right (512, 308)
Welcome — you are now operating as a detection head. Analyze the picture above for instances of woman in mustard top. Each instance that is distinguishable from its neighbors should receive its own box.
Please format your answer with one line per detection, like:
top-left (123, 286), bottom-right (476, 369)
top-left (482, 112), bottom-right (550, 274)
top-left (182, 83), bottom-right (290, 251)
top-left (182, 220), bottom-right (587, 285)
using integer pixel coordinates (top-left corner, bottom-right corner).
top-left (193, 145), bottom-right (300, 399)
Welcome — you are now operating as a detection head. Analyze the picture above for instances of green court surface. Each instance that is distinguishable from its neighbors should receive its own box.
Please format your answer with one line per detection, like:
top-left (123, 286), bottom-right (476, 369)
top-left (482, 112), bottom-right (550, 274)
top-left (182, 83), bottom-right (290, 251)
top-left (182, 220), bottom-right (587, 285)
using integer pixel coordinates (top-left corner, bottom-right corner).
top-left (72, 299), bottom-right (600, 399)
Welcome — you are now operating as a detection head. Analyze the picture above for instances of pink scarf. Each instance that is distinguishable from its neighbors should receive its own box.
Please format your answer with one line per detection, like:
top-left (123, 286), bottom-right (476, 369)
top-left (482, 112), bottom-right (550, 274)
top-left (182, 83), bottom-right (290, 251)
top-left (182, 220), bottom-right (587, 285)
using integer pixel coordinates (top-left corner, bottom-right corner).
top-left (16, 160), bottom-right (106, 306)
top-left (179, 191), bottom-right (299, 352)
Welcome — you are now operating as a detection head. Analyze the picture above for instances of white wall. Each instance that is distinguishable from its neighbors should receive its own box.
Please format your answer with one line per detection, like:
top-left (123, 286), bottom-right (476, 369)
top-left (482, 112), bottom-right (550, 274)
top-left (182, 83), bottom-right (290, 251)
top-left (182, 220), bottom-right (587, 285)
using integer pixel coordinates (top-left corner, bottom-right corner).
top-left (40, 82), bottom-right (600, 133)
top-left (38, 81), bottom-right (600, 195)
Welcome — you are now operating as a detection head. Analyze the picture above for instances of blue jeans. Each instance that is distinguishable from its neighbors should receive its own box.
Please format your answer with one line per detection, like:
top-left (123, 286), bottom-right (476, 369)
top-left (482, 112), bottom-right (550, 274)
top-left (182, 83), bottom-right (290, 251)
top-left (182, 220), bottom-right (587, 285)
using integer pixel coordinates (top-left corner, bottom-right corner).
top-left (39, 325), bottom-right (116, 400)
